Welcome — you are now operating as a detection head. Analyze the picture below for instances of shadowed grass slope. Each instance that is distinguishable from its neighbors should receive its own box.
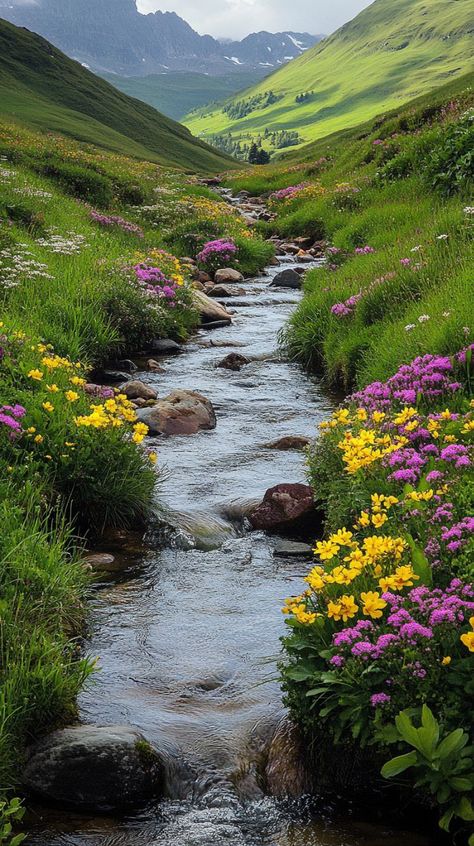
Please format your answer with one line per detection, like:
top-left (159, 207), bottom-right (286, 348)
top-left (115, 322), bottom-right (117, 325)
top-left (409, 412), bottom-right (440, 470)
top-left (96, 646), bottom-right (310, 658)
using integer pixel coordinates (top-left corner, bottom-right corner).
top-left (0, 18), bottom-right (234, 173)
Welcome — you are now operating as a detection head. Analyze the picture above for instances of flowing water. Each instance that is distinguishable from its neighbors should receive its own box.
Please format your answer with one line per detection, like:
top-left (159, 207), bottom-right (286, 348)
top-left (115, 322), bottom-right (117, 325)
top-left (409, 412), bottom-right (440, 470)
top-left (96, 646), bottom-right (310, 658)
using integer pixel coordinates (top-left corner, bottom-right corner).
top-left (27, 247), bottom-right (440, 845)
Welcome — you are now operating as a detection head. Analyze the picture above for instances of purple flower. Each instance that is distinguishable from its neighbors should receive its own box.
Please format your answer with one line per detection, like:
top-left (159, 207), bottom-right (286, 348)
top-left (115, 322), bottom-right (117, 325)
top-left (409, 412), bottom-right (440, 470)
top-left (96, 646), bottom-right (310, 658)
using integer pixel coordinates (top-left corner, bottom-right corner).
top-left (371, 693), bottom-right (391, 707)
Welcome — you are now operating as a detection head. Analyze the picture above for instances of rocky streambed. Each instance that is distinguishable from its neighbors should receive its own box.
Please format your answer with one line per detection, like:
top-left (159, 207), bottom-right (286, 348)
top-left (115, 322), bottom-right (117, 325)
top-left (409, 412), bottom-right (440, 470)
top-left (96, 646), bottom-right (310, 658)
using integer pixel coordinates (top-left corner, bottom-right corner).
top-left (24, 196), bottom-right (438, 846)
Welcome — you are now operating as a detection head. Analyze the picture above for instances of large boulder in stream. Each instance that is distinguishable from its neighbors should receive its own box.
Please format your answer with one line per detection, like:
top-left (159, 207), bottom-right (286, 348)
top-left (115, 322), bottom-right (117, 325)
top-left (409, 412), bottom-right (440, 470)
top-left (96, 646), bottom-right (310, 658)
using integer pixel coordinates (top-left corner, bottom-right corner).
top-left (193, 289), bottom-right (232, 326)
top-left (137, 389), bottom-right (216, 435)
top-left (22, 725), bottom-right (164, 811)
top-left (249, 483), bottom-right (323, 535)
top-left (214, 268), bottom-right (244, 284)
top-left (269, 269), bottom-right (302, 289)
top-left (119, 380), bottom-right (157, 401)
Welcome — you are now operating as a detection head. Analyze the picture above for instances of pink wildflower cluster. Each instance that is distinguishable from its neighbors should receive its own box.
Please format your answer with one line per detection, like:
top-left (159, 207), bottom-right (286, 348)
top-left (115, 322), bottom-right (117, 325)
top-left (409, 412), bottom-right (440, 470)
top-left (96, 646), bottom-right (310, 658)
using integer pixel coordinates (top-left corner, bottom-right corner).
top-left (0, 403), bottom-right (26, 436)
top-left (90, 210), bottom-right (143, 238)
top-left (351, 348), bottom-right (472, 410)
top-left (331, 271), bottom-right (397, 319)
top-left (269, 183), bottom-right (309, 201)
top-left (329, 580), bottom-right (474, 703)
top-left (354, 245), bottom-right (376, 255)
top-left (197, 239), bottom-right (238, 272)
top-left (133, 264), bottom-right (178, 304)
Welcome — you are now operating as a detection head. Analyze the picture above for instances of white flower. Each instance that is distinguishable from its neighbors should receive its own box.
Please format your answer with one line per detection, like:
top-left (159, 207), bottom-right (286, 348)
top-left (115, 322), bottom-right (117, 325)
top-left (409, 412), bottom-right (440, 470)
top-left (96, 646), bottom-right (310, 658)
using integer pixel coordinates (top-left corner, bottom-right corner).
top-left (463, 206), bottom-right (474, 216)
top-left (442, 311), bottom-right (451, 318)
top-left (410, 245), bottom-right (422, 252)
top-left (405, 324), bottom-right (416, 332)
top-left (418, 314), bottom-right (430, 323)
top-left (436, 234), bottom-right (449, 240)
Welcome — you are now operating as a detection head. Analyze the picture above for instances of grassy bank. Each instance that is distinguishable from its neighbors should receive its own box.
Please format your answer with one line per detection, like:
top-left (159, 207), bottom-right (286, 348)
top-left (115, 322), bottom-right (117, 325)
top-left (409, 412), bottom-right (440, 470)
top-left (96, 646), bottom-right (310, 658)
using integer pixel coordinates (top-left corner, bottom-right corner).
top-left (224, 72), bottom-right (474, 390)
top-left (0, 119), bottom-right (271, 793)
top-left (219, 76), bottom-right (474, 840)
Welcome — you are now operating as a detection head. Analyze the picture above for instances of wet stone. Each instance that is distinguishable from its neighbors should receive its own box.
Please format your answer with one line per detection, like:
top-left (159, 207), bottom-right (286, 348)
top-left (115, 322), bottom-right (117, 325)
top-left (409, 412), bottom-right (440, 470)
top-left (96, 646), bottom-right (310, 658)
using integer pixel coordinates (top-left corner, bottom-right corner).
top-left (273, 540), bottom-right (313, 558)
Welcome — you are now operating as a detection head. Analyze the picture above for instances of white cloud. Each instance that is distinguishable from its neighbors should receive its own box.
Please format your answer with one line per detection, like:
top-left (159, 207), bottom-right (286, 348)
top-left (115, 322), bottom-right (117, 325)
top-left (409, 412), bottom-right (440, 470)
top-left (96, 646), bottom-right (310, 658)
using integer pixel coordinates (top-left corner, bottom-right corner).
top-left (136, 0), bottom-right (373, 39)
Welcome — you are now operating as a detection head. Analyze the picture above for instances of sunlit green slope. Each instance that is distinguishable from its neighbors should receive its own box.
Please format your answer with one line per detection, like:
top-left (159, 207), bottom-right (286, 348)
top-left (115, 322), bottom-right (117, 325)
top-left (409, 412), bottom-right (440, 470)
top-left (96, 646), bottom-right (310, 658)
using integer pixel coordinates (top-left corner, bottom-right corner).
top-left (185, 0), bottom-right (474, 151)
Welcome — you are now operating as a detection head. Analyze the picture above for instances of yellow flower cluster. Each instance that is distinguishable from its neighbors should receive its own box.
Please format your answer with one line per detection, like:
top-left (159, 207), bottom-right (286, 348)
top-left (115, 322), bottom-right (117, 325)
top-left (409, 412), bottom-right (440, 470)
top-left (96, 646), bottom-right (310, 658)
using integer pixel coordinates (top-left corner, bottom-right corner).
top-left (75, 394), bottom-right (139, 430)
top-left (284, 499), bottom-right (419, 625)
top-left (461, 617), bottom-right (474, 653)
top-left (338, 427), bottom-right (407, 474)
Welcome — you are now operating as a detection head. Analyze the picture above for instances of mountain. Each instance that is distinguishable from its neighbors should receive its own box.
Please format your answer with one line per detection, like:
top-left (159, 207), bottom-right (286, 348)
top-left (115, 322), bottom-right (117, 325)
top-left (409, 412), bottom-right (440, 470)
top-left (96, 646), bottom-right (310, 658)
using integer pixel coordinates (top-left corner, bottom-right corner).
top-left (0, 0), bottom-right (321, 76)
top-left (0, 18), bottom-right (233, 172)
top-left (185, 0), bottom-right (474, 154)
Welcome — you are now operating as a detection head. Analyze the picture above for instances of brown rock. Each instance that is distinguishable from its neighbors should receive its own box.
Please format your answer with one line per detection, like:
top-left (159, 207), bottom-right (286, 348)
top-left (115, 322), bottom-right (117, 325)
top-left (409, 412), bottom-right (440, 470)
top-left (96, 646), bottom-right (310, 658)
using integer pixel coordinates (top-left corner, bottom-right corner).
top-left (119, 380), bottom-right (157, 401)
top-left (265, 719), bottom-right (311, 798)
top-left (83, 553), bottom-right (116, 571)
top-left (136, 390), bottom-right (216, 436)
top-left (249, 483), bottom-right (321, 533)
top-left (265, 436), bottom-right (311, 451)
top-left (209, 284), bottom-right (245, 298)
top-left (193, 289), bottom-right (232, 325)
top-left (217, 353), bottom-right (250, 372)
top-left (147, 359), bottom-right (165, 373)
top-left (214, 268), bottom-right (244, 284)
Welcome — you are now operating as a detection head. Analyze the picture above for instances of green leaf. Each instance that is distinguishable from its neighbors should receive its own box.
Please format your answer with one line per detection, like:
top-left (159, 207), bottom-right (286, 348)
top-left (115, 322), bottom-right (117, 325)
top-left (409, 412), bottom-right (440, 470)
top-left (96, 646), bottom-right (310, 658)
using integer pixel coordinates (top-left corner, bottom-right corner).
top-left (381, 751), bottom-right (417, 779)
top-left (284, 665), bottom-right (314, 681)
top-left (439, 808), bottom-right (454, 832)
top-left (468, 834), bottom-right (474, 846)
top-left (395, 711), bottom-right (425, 753)
top-left (449, 777), bottom-right (473, 792)
top-left (456, 796), bottom-right (474, 822)
top-left (437, 728), bottom-right (468, 759)
top-left (405, 535), bottom-right (432, 585)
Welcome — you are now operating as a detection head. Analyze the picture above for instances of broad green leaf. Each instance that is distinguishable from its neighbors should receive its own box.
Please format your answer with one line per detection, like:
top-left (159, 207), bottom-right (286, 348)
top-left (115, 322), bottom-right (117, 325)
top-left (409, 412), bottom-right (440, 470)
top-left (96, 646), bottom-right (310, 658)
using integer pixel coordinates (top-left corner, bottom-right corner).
top-left (437, 728), bottom-right (468, 759)
top-left (456, 796), bottom-right (474, 821)
top-left (395, 711), bottom-right (425, 753)
top-left (449, 777), bottom-right (473, 792)
top-left (381, 751), bottom-right (417, 779)
top-left (439, 808), bottom-right (454, 832)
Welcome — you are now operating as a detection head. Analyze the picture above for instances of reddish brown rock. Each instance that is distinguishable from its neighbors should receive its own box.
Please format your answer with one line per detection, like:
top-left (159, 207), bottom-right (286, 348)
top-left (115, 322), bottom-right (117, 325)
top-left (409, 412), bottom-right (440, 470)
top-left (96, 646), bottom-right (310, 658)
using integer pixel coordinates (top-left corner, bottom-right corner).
top-left (217, 353), bottom-right (250, 372)
top-left (264, 436), bottom-right (311, 451)
top-left (249, 483), bottom-right (320, 533)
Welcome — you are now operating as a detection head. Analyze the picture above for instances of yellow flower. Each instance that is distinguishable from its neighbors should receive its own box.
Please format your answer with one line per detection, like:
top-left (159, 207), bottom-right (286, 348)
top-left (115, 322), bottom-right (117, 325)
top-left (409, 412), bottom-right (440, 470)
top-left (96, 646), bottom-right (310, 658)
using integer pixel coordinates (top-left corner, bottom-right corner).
top-left (444, 434), bottom-right (456, 443)
top-left (356, 510), bottom-right (370, 528)
top-left (407, 490), bottom-right (434, 503)
top-left (330, 528), bottom-right (353, 546)
top-left (441, 656), bottom-right (452, 666)
top-left (337, 595), bottom-right (359, 622)
top-left (314, 540), bottom-right (340, 561)
top-left (461, 419), bottom-right (474, 433)
top-left (42, 401), bottom-right (54, 413)
top-left (27, 426), bottom-right (36, 434)
top-left (148, 451), bottom-right (158, 465)
top-left (356, 407), bottom-right (368, 421)
top-left (360, 591), bottom-right (387, 619)
top-left (28, 369), bottom-right (43, 381)
top-left (372, 512), bottom-right (388, 528)
top-left (440, 409), bottom-right (452, 420)
top-left (379, 565), bottom-right (419, 593)
top-left (65, 390), bottom-right (80, 403)
top-left (372, 411), bottom-right (386, 424)
top-left (65, 441), bottom-right (76, 447)
top-left (305, 566), bottom-right (326, 591)
top-left (47, 384), bottom-right (59, 393)
top-left (34, 434), bottom-right (44, 444)
top-left (460, 632), bottom-right (474, 652)
top-left (393, 407), bottom-right (417, 426)
top-left (70, 376), bottom-right (86, 387)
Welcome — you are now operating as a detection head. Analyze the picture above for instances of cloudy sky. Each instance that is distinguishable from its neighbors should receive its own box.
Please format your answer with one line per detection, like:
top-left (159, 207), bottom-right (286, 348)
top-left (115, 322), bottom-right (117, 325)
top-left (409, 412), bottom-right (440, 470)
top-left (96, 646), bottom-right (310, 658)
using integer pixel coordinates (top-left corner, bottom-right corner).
top-left (136, 0), bottom-right (373, 39)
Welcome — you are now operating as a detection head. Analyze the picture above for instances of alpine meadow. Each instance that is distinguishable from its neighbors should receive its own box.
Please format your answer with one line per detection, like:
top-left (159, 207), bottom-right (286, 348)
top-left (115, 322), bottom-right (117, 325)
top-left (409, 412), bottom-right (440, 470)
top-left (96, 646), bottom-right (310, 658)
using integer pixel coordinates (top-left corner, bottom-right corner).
top-left (0, 1), bottom-right (472, 845)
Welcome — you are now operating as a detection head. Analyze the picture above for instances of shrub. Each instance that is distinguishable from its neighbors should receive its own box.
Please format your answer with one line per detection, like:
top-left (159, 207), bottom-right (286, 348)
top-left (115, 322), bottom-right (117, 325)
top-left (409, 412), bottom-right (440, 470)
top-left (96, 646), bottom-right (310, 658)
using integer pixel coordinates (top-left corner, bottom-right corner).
top-left (40, 160), bottom-right (114, 206)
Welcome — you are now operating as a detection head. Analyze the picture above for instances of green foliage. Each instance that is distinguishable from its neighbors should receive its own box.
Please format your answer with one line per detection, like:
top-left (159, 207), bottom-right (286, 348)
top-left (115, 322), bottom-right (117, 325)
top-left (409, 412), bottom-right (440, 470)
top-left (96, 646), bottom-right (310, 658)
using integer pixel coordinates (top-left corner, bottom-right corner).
top-left (381, 706), bottom-right (474, 840)
top-left (40, 159), bottom-right (114, 206)
top-left (0, 798), bottom-right (25, 846)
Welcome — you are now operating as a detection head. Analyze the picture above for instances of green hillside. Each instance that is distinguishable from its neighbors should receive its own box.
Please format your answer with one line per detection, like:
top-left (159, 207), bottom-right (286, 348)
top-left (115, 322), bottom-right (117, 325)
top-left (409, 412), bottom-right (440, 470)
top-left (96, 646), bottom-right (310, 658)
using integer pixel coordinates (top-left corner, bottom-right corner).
top-left (0, 18), bottom-right (233, 172)
top-left (101, 69), bottom-right (269, 121)
top-left (185, 0), bottom-right (474, 152)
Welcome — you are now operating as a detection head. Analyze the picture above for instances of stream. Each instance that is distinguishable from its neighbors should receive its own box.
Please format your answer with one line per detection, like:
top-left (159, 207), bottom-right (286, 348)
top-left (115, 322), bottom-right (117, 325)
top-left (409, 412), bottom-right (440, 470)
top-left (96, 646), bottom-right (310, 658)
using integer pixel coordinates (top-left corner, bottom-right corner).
top-left (26, 208), bottom-right (439, 845)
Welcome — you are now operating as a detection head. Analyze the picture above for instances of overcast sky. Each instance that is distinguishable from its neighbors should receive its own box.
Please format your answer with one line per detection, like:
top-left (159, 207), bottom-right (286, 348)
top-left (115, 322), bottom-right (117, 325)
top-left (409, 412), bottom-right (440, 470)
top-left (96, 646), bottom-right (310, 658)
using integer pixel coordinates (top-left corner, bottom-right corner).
top-left (136, 0), bottom-right (373, 39)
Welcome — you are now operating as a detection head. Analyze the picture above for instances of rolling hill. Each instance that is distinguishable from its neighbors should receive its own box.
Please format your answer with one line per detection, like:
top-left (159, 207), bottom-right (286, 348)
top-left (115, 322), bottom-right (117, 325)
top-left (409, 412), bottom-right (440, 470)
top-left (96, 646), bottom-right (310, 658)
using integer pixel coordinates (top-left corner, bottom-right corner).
top-left (0, 18), bottom-right (232, 172)
top-left (185, 0), bottom-right (474, 155)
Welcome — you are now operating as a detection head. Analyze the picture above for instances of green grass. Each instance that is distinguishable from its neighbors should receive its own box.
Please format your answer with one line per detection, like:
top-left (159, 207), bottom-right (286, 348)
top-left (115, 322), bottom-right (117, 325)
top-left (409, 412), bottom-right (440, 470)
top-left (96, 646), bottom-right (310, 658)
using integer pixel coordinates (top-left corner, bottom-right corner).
top-left (185, 0), bottom-right (474, 151)
top-left (220, 73), bottom-right (474, 391)
top-left (0, 18), bottom-right (234, 173)
top-left (101, 69), bottom-right (268, 122)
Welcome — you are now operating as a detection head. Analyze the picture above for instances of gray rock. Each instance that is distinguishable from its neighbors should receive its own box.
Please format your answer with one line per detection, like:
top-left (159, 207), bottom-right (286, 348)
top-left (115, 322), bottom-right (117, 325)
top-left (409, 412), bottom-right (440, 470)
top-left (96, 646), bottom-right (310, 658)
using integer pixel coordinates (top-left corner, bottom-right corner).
top-left (213, 268), bottom-right (244, 284)
top-left (115, 359), bottom-right (138, 374)
top-left (22, 725), bottom-right (163, 811)
top-left (149, 338), bottom-right (182, 355)
top-left (269, 269), bottom-right (302, 289)
top-left (202, 320), bottom-right (233, 330)
top-left (193, 289), bottom-right (232, 325)
top-left (101, 370), bottom-right (131, 383)
top-left (119, 380), bottom-right (157, 401)
top-left (273, 540), bottom-right (313, 558)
